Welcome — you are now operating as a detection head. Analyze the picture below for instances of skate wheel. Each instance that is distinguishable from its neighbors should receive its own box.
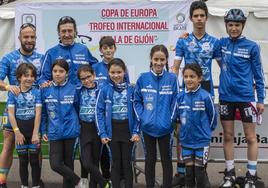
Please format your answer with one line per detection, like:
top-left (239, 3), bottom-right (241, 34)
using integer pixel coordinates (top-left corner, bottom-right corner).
top-left (234, 184), bottom-right (240, 188)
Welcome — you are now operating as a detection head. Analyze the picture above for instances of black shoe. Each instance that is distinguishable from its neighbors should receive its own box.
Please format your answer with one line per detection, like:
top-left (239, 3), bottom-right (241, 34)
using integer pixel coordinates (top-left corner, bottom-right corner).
top-left (219, 168), bottom-right (236, 188)
top-left (172, 173), bottom-right (185, 187)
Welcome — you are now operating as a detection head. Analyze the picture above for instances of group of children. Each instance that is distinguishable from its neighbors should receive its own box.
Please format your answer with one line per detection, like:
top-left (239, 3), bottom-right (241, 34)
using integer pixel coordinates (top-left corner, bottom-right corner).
top-left (1, 1), bottom-right (266, 188)
top-left (7, 36), bottom-right (217, 188)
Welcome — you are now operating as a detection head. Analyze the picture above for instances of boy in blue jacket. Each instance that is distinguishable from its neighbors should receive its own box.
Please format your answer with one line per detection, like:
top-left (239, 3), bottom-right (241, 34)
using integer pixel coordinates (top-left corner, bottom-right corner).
top-left (177, 63), bottom-right (217, 188)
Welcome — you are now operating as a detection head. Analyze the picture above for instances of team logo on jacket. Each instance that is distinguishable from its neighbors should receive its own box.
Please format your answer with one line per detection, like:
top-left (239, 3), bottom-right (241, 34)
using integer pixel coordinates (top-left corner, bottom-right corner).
top-left (145, 94), bottom-right (154, 102)
top-left (181, 117), bottom-right (186, 125)
top-left (146, 103), bottom-right (153, 111)
top-left (222, 63), bottom-right (227, 71)
top-left (201, 42), bottom-right (210, 51)
top-left (188, 41), bottom-right (196, 52)
top-left (50, 112), bottom-right (56, 119)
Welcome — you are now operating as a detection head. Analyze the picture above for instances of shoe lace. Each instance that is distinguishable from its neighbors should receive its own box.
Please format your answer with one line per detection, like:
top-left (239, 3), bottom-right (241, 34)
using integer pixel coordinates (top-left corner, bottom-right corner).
top-left (245, 173), bottom-right (260, 184)
top-left (219, 169), bottom-right (235, 183)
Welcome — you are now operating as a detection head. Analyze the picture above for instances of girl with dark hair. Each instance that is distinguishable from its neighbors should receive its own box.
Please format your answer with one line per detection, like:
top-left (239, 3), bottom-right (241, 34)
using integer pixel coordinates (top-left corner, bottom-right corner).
top-left (134, 44), bottom-right (178, 188)
top-left (96, 58), bottom-right (140, 188)
top-left (77, 65), bottom-right (111, 188)
top-left (41, 59), bottom-right (85, 188)
top-left (177, 63), bottom-right (217, 188)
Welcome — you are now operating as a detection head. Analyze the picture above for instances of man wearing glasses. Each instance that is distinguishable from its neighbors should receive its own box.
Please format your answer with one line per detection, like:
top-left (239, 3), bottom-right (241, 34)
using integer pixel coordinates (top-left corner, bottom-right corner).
top-left (39, 16), bottom-right (98, 87)
top-left (0, 23), bottom-right (44, 188)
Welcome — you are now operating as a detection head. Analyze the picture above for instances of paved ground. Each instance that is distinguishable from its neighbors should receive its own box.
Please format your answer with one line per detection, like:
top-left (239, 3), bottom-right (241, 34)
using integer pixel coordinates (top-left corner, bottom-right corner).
top-left (5, 159), bottom-right (268, 187)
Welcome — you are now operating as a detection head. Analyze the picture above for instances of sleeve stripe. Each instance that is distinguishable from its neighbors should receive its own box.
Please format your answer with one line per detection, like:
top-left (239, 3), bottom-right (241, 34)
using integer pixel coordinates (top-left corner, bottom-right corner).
top-left (209, 95), bottom-right (215, 128)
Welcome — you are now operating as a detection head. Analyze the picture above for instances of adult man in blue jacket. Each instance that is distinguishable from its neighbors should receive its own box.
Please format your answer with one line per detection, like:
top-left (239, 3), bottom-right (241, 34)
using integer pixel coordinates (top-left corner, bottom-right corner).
top-left (40, 16), bottom-right (98, 87)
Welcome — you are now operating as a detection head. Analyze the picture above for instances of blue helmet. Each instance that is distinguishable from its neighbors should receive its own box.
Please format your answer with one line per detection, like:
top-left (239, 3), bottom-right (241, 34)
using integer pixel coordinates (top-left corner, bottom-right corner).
top-left (224, 9), bottom-right (247, 23)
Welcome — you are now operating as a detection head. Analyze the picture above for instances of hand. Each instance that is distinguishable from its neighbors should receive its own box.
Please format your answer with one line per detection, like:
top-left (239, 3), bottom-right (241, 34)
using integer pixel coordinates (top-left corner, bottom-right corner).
top-left (179, 32), bottom-right (189, 39)
top-left (8, 85), bottom-right (20, 96)
top-left (256, 103), bottom-right (264, 115)
top-left (130, 134), bottom-right (140, 142)
top-left (42, 134), bottom-right (48, 142)
top-left (15, 131), bottom-right (25, 145)
top-left (101, 137), bottom-right (111, 144)
top-left (40, 81), bottom-right (52, 88)
top-left (31, 133), bottom-right (40, 144)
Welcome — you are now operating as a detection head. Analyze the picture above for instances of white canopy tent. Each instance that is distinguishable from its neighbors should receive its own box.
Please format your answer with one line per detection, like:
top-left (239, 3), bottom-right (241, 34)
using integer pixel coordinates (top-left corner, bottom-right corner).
top-left (0, 0), bottom-right (267, 89)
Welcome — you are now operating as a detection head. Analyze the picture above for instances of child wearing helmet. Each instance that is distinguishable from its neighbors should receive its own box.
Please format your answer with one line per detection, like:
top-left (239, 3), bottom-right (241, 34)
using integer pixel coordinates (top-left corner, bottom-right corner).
top-left (218, 8), bottom-right (266, 188)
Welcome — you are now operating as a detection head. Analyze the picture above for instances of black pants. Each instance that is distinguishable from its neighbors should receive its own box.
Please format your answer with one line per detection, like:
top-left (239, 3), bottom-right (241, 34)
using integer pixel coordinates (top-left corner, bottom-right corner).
top-left (81, 139), bottom-right (105, 188)
top-left (49, 138), bottom-right (80, 188)
top-left (143, 132), bottom-right (173, 188)
top-left (16, 119), bottom-right (41, 187)
top-left (109, 141), bottom-right (134, 188)
top-left (17, 137), bottom-right (41, 187)
top-left (101, 144), bottom-right (110, 179)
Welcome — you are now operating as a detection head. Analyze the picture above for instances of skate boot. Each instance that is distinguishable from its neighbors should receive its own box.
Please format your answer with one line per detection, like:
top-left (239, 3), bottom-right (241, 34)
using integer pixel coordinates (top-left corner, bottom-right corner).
top-left (172, 173), bottom-right (185, 187)
top-left (219, 168), bottom-right (236, 188)
top-left (195, 166), bottom-right (210, 188)
top-left (244, 171), bottom-right (258, 188)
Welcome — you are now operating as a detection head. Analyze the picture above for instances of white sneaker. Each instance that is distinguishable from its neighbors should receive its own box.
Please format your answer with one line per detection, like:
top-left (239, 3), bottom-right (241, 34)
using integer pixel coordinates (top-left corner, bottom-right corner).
top-left (75, 178), bottom-right (88, 188)
top-left (21, 186), bottom-right (29, 188)
top-left (32, 186), bottom-right (40, 188)
top-left (81, 178), bottom-right (89, 188)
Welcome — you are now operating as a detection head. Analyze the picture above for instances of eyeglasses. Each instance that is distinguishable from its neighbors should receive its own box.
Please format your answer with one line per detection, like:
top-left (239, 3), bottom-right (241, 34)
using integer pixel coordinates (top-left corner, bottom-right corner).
top-left (20, 23), bottom-right (36, 31)
top-left (80, 75), bottom-right (92, 81)
top-left (59, 16), bottom-right (75, 23)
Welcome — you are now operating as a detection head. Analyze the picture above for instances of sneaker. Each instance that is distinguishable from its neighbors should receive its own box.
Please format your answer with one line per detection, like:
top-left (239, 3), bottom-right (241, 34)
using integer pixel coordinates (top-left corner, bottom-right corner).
top-left (75, 179), bottom-right (87, 188)
top-left (80, 178), bottom-right (89, 188)
top-left (104, 181), bottom-right (111, 188)
top-left (244, 171), bottom-right (258, 188)
top-left (219, 168), bottom-right (236, 188)
top-left (32, 186), bottom-right (40, 188)
top-left (172, 173), bottom-right (185, 187)
top-left (21, 186), bottom-right (29, 188)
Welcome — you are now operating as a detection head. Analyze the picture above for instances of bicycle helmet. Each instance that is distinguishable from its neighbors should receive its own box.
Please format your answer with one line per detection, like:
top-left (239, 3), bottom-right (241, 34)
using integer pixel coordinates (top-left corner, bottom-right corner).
top-left (224, 9), bottom-right (247, 23)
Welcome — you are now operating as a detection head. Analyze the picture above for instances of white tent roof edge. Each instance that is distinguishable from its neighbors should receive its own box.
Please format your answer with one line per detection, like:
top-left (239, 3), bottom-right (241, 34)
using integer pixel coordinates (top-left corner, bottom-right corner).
top-left (1, 0), bottom-right (268, 19)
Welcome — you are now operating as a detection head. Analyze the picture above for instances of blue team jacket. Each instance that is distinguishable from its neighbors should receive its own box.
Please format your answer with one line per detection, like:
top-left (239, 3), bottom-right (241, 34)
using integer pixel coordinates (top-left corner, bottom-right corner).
top-left (175, 32), bottom-right (220, 95)
top-left (218, 36), bottom-right (266, 103)
top-left (40, 42), bottom-right (98, 86)
top-left (177, 86), bottom-right (217, 148)
top-left (134, 70), bottom-right (178, 137)
top-left (41, 80), bottom-right (80, 141)
top-left (0, 49), bottom-right (43, 86)
top-left (95, 83), bottom-right (139, 139)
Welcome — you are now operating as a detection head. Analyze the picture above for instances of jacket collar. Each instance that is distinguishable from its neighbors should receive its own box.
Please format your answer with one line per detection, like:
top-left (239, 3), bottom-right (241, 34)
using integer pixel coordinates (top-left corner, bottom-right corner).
top-left (52, 79), bottom-right (68, 86)
top-left (228, 35), bottom-right (245, 41)
top-left (59, 42), bottom-right (75, 47)
top-left (185, 84), bottom-right (201, 93)
top-left (150, 69), bottom-right (164, 77)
